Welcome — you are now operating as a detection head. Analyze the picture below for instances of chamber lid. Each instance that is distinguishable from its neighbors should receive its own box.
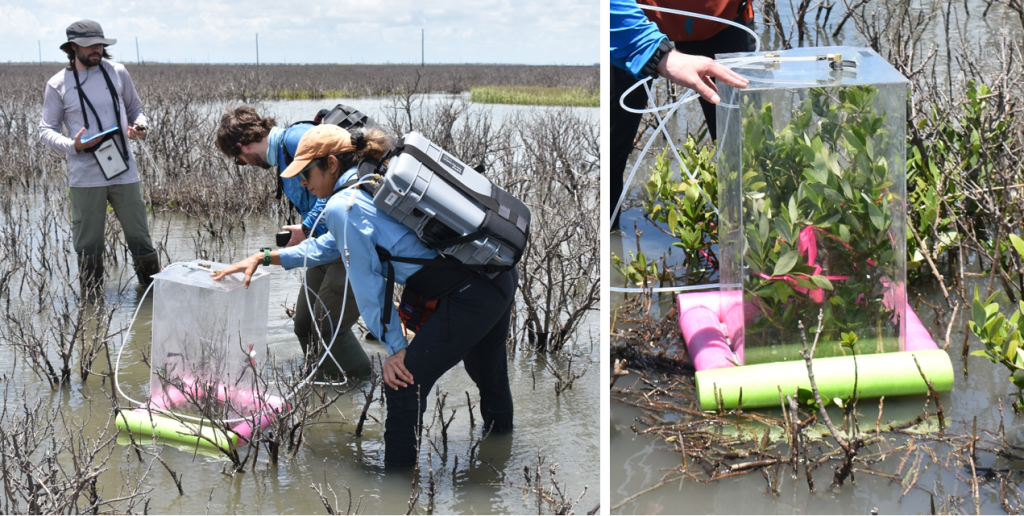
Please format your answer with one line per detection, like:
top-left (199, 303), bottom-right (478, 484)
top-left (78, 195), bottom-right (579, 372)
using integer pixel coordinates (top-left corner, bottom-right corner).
top-left (152, 260), bottom-right (268, 292)
top-left (716, 46), bottom-right (909, 90)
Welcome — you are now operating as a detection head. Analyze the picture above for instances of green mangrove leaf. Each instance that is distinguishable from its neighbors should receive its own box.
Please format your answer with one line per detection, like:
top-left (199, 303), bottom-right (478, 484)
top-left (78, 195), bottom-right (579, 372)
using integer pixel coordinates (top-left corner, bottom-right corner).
top-left (1009, 234), bottom-right (1024, 257)
top-left (1006, 339), bottom-right (1019, 364)
top-left (805, 156), bottom-right (829, 185)
top-left (773, 249), bottom-right (799, 277)
top-left (822, 187), bottom-right (845, 204)
top-left (972, 294), bottom-right (987, 328)
top-left (777, 218), bottom-right (793, 245)
top-left (985, 314), bottom-right (1006, 337)
top-left (986, 303), bottom-right (1001, 318)
top-left (793, 275), bottom-right (816, 290)
top-left (811, 275), bottom-right (834, 291)
top-left (839, 224), bottom-right (851, 243)
top-left (867, 202), bottom-right (885, 231)
top-left (841, 178), bottom-right (854, 200)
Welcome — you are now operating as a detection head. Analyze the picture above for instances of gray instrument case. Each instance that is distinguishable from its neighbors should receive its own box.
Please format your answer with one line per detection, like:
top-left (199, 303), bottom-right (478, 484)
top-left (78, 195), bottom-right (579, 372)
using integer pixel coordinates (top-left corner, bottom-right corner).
top-left (372, 132), bottom-right (530, 274)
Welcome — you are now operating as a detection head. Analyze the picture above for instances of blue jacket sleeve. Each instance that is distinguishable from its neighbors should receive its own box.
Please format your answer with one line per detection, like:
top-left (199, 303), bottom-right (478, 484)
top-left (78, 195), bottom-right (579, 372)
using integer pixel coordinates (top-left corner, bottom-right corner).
top-left (277, 232), bottom-right (341, 270)
top-left (611, 0), bottom-right (669, 79)
top-left (325, 192), bottom-right (409, 355)
top-left (302, 198), bottom-right (329, 237)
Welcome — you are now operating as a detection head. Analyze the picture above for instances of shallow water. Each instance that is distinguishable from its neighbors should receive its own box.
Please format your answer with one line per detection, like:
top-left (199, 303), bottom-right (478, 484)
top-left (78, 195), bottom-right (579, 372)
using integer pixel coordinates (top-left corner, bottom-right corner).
top-left (4, 97), bottom-right (599, 513)
top-left (12, 209), bottom-right (600, 514)
top-left (610, 278), bottom-right (1022, 514)
top-left (261, 93), bottom-right (599, 127)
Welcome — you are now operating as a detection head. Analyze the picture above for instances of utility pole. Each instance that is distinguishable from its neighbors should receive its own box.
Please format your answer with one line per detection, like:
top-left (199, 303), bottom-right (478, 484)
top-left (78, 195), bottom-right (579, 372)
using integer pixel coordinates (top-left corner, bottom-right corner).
top-left (255, 33), bottom-right (259, 66)
top-left (38, 40), bottom-right (41, 65)
top-left (136, 37), bottom-right (140, 65)
top-left (421, 29), bottom-right (424, 67)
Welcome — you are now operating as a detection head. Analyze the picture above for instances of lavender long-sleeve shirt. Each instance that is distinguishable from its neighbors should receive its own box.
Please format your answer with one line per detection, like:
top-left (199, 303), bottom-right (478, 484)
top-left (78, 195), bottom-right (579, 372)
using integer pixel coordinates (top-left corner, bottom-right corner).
top-left (39, 60), bottom-right (148, 187)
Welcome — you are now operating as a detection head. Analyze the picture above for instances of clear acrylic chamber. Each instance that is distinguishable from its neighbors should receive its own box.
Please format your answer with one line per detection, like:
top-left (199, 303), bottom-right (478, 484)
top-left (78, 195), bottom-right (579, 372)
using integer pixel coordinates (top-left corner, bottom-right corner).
top-left (148, 261), bottom-right (270, 412)
top-left (716, 47), bottom-right (909, 364)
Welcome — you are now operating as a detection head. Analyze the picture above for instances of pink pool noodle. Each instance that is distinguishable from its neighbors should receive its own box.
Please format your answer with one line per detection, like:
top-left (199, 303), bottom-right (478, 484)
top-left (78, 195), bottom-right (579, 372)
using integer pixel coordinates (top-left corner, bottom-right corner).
top-left (137, 376), bottom-right (289, 443)
top-left (679, 305), bottom-right (736, 370)
top-left (230, 395), bottom-right (288, 441)
top-left (677, 292), bottom-right (940, 371)
top-left (143, 383), bottom-right (187, 411)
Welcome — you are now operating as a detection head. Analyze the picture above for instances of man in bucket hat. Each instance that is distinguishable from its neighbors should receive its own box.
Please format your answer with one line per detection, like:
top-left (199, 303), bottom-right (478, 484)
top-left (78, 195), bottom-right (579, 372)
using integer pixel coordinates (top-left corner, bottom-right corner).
top-left (39, 20), bottom-right (160, 295)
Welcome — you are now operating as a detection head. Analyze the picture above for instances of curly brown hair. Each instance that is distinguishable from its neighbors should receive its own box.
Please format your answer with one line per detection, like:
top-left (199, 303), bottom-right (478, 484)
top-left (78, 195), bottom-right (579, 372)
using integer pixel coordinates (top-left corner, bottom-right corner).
top-left (215, 104), bottom-right (276, 157)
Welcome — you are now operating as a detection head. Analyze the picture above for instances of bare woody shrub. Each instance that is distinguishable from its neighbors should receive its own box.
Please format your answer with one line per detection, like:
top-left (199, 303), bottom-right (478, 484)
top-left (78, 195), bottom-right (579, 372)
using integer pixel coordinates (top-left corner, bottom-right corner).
top-left (501, 109), bottom-right (600, 353)
top-left (386, 100), bottom-right (600, 353)
top-left (0, 385), bottom-right (152, 514)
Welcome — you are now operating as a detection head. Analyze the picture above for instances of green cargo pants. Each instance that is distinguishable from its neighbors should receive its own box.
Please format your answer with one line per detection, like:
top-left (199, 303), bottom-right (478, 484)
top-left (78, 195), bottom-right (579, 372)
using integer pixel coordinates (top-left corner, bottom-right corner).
top-left (294, 258), bottom-right (372, 379)
top-left (69, 182), bottom-right (155, 258)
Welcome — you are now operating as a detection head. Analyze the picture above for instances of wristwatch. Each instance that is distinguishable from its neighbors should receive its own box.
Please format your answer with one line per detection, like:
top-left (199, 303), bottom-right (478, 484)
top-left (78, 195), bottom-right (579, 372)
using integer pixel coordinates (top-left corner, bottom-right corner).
top-left (259, 247), bottom-right (272, 266)
top-left (641, 38), bottom-right (674, 79)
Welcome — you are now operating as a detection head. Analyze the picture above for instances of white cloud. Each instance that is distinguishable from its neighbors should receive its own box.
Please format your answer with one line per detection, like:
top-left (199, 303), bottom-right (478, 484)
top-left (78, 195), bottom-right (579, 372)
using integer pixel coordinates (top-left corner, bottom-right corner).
top-left (0, 5), bottom-right (42, 39)
top-left (2, 0), bottom-right (598, 64)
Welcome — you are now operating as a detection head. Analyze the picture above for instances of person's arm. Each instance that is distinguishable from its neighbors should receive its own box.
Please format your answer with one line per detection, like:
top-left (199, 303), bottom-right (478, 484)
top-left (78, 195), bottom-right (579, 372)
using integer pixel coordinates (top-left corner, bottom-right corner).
top-left (327, 192), bottom-right (408, 356)
top-left (610, 0), bottom-right (668, 79)
top-left (38, 82), bottom-right (77, 155)
top-left (278, 232), bottom-right (341, 270)
top-left (610, 0), bottom-right (749, 103)
top-left (212, 250), bottom-right (281, 287)
top-left (302, 198), bottom-right (329, 237)
top-left (118, 65), bottom-right (148, 140)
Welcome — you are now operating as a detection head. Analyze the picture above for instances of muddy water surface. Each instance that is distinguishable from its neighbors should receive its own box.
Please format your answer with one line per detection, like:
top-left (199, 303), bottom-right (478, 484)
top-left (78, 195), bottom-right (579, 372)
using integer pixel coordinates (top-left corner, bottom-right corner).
top-left (42, 210), bottom-right (599, 514)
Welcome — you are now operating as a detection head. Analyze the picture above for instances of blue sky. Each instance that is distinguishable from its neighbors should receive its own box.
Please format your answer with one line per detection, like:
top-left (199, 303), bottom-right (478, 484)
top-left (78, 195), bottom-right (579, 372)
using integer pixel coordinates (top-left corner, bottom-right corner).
top-left (1, 0), bottom-right (599, 65)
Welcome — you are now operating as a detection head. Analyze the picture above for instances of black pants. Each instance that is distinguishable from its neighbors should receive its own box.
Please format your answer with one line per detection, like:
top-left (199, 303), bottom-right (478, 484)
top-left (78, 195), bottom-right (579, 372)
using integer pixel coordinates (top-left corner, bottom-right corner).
top-left (610, 19), bottom-right (755, 229)
top-left (383, 268), bottom-right (518, 466)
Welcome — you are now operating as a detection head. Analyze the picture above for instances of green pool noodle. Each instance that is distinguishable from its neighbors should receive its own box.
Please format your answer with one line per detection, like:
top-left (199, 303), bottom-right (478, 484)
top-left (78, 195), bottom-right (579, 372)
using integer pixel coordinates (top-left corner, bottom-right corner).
top-left (115, 410), bottom-right (238, 450)
top-left (696, 349), bottom-right (954, 411)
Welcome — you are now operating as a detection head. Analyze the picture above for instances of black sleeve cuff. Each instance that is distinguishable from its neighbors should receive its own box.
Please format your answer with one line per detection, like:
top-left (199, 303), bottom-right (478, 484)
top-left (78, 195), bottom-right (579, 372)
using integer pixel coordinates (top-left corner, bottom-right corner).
top-left (301, 224), bottom-right (312, 237)
top-left (641, 38), bottom-right (673, 79)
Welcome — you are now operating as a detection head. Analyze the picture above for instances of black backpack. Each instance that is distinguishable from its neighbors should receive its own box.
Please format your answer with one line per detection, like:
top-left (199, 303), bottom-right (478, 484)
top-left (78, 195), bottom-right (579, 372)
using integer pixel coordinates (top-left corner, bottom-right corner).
top-left (276, 104), bottom-right (376, 202)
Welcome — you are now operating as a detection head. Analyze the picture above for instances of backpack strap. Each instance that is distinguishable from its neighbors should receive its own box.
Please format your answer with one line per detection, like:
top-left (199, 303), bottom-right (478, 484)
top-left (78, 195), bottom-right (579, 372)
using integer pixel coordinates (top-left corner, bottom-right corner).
top-left (374, 247), bottom-right (507, 327)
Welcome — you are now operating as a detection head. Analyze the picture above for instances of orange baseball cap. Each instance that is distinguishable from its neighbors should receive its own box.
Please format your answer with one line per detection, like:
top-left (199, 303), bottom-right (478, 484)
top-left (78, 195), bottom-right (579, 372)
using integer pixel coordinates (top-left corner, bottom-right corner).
top-left (280, 125), bottom-right (360, 178)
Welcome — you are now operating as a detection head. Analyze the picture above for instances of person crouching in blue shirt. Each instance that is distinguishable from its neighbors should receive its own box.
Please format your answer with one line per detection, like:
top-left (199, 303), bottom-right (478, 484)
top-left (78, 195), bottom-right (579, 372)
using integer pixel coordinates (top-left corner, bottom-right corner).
top-left (213, 124), bottom-right (516, 466)
top-left (215, 105), bottom-right (370, 379)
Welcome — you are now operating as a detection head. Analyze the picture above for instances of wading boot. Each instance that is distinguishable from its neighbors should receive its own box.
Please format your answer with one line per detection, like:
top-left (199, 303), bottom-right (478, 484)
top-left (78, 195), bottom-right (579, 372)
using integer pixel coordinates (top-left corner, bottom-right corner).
top-left (78, 255), bottom-right (104, 299)
top-left (132, 251), bottom-right (161, 287)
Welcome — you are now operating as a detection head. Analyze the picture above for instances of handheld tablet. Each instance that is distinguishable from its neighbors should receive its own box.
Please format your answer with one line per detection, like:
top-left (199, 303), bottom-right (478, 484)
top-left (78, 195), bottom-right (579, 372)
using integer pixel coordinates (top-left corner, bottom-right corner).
top-left (81, 126), bottom-right (120, 143)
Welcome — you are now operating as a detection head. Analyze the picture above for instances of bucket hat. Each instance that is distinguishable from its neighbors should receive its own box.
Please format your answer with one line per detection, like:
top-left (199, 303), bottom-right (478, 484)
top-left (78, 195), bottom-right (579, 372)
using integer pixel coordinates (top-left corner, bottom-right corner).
top-left (59, 20), bottom-right (116, 52)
